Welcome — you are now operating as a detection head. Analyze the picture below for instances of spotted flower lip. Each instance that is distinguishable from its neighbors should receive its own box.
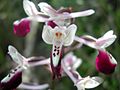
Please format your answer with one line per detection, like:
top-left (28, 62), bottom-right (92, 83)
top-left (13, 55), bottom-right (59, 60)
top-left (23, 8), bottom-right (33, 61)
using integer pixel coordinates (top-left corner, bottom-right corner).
top-left (96, 50), bottom-right (117, 74)
top-left (42, 24), bottom-right (77, 79)
top-left (23, 0), bottom-right (95, 23)
top-left (13, 18), bottom-right (31, 37)
top-left (74, 30), bottom-right (117, 49)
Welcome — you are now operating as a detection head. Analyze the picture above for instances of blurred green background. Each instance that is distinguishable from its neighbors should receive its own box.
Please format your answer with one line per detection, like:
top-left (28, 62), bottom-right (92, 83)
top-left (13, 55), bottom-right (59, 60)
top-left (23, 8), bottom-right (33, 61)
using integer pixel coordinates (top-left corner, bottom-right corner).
top-left (0, 0), bottom-right (120, 90)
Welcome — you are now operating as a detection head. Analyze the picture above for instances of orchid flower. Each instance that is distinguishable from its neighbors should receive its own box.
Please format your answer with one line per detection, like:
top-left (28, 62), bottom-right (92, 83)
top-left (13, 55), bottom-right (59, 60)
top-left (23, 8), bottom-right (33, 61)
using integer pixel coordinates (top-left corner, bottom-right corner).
top-left (23, 0), bottom-right (95, 24)
top-left (0, 45), bottom-right (50, 90)
top-left (74, 30), bottom-right (117, 49)
top-left (96, 50), bottom-right (117, 74)
top-left (42, 24), bottom-right (77, 79)
top-left (61, 59), bottom-right (103, 90)
top-left (74, 30), bottom-right (117, 74)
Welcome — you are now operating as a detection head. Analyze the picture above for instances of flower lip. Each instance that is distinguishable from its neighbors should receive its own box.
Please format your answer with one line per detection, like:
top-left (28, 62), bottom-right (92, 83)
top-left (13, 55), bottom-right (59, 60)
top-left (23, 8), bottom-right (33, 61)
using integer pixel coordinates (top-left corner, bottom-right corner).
top-left (13, 18), bottom-right (30, 37)
top-left (96, 50), bottom-right (117, 74)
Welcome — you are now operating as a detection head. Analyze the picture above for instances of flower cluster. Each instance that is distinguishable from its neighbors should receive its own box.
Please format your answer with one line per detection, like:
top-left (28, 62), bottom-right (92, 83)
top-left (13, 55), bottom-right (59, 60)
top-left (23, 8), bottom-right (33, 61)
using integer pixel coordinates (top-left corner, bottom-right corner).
top-left (0, 0), bottom-right (117, 90)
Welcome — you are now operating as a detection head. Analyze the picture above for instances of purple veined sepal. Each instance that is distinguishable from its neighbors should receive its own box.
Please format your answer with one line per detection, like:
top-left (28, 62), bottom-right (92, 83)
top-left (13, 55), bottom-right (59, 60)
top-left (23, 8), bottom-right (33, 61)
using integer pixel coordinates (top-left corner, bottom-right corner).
top-left (0, 66), bottom-right (23, 90)
top-left (13, 18), bottom-right (31, 37)
top-left (96, 50), bottom-right (117, 74)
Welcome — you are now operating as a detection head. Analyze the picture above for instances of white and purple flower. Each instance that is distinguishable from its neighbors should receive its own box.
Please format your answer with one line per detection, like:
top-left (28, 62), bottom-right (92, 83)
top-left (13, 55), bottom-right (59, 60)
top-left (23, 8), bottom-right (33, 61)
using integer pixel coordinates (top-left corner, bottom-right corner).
top-left (74, 30), bottom-right (117, 74)
top-left (42, 24), bottom-right (77, 79)
top-left (0, 45), bottom-right (49, 90)
top-left (61, 56), bottom-right (103, 90)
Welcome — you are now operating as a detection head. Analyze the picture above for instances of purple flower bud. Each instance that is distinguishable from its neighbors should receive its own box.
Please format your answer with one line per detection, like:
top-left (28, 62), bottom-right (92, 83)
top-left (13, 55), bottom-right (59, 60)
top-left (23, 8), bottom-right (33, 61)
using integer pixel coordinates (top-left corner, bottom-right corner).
top-left (0, 71), bottom-right (22, 90)
top-left (96, 50), bottom-right (117, 74)
top-left (13, 19), bottom-right (30, 37)
top-left (47, 21), bottom-right (57, 28)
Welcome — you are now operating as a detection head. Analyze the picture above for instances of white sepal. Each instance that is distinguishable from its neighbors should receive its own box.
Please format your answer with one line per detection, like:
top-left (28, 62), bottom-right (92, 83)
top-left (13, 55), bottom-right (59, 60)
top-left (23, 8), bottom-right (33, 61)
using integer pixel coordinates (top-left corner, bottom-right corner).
top-left (8, 45), bottom-right (24, 65)
top-left (42, 25), bottom-right (53, 44)
top-left (69, 9), bottom-right (95, 18)
top-left (38, 2), bottom-right (57, 16)
top-left (23, 0), bottom-right (39, 16)
top-left (96, 30), bottom-right (117, 49)
top-left (84, 77), bottom-right (103, 89)
top-left (64, 24), bottom-right (77, 46)
top-left (75, 76), bottom-right (103, 90)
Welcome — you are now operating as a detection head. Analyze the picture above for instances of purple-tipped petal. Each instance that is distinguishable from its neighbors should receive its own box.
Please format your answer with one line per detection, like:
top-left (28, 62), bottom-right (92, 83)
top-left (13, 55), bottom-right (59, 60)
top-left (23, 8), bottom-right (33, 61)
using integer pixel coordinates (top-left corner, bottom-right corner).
top-left (13, 18), bottom-right (31, 37)
top-left (0, 71), bottom-right (22, 90)
top-left (47, 21), bottom-right (57, 28)
top-left (96, 50), bottom-right (117, 74)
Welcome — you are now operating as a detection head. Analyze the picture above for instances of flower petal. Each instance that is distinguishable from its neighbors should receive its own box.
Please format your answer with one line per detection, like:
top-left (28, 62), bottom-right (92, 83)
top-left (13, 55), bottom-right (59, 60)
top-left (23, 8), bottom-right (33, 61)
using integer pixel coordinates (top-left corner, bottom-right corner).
top-left (96, 30), bottom-right (117, 49)
top-left (8, 45), bottom-right (24, 65)
top-left (69, 9), bottom-right (95, 18)
top-left (74, 35), bottom-right (97, 49)
top-left (38, 2), bottom-right (57, 16)
top-left (50, 9), bottom-right (95, 20)
top-left (23, 0), bottom-right (39, 16)
top-left (13, 18), bottom-right (30, 37)
top-left (42, 25), bottom-right (53, 44)
top-left (18, 82), bottom-right (49, 90)
top-left (96, 50), bottom-right (117, 74)
top-left (63, 24), bottom-right (77, 46)
top-left (84, 77), bottom-right (103, 89)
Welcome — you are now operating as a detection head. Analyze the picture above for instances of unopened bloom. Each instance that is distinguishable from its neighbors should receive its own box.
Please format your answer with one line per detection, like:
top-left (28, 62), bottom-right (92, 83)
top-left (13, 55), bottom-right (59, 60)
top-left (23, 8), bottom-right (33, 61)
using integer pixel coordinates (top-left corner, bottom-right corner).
top-left (13, 18), bottom-right (31, 37)
top-left (75, 30), bottom-right (117, 49)
top-left (42, 24), bottom-right (77, 79)
top-left (96, 50), bottom-right (117, 74)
